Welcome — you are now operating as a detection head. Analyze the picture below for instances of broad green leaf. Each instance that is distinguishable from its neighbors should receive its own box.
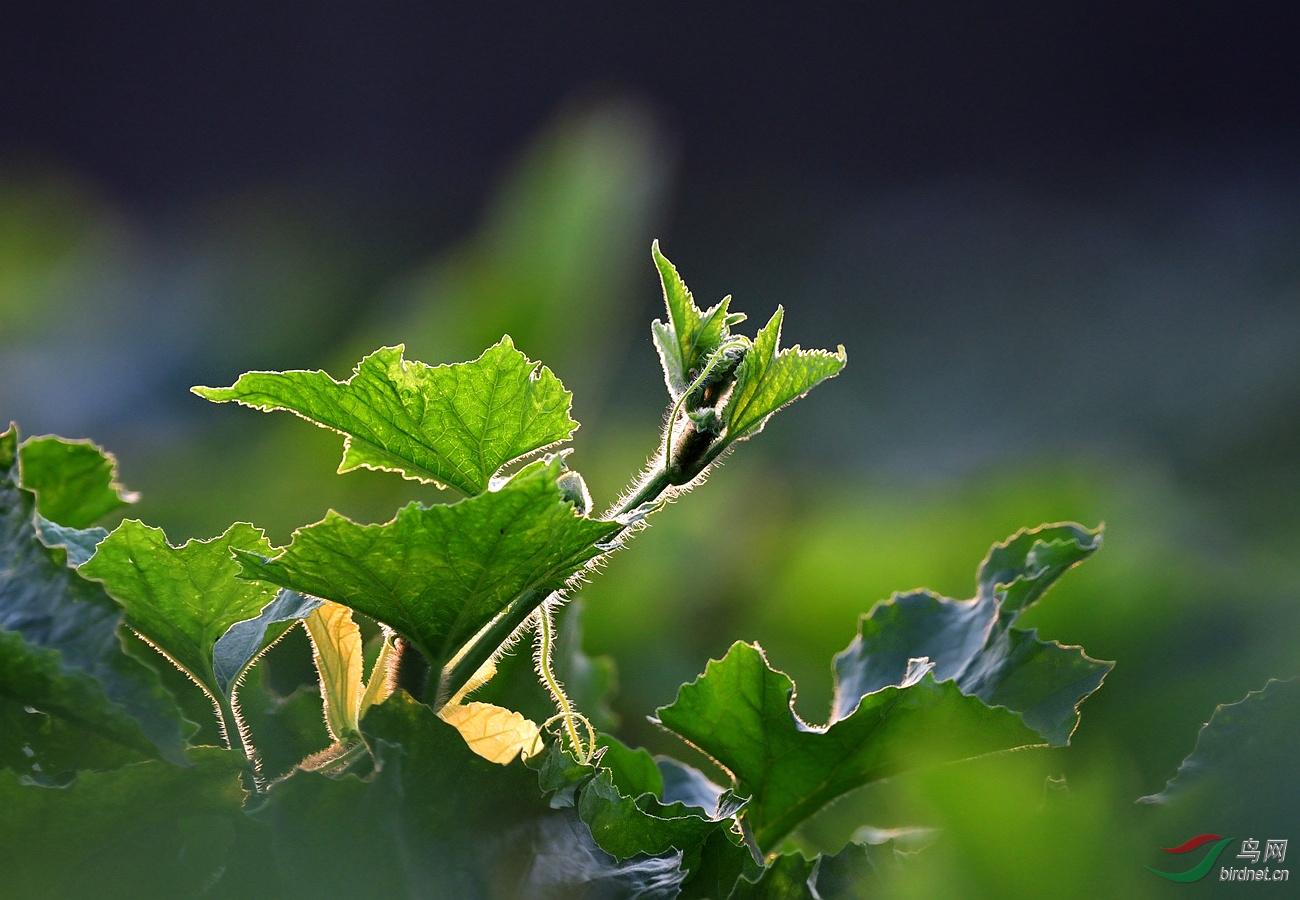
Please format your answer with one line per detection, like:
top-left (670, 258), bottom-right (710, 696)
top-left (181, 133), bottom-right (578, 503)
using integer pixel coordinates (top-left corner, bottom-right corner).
top-left (212, 589), bottom-right (322, 697)
top-left (302, 600), bottom-right (363, 740)
top-left (80, 521), bottom-right (287, 704)
top-left (0, 426), bottom-right (186, 767)
top-left (0, 748), bottom-right (253, 899)
top-left (654, 642), bottom-right (1038, 855)
top-left (438, 700), bottom-right (543, 763)
top-left (579, 767), bottom-right (726, 861)
top-left (192, 338), bottom-right (577, 496)
top-left (261, 692), bottom-right (684, 899)
top-left (651, 240), bottom-right (745, 399)
top-left (722, 306), bottom-right (846, 442)
top-left (833, 523), bottom-right (1111, 745)
top-left (233, 459), bottom-right (620, 669)
top-left (1139, 677), bottom-right (1299, 838)
top-left (0, 629), bottom-right (151, 782)
top-left (17, 434), bottom-right (137, 528)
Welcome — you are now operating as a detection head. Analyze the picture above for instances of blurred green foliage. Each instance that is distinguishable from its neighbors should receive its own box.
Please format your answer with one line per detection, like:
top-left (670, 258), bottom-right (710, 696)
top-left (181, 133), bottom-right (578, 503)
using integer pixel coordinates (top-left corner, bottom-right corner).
top-left (1, 100), bottom-right (1297, 897)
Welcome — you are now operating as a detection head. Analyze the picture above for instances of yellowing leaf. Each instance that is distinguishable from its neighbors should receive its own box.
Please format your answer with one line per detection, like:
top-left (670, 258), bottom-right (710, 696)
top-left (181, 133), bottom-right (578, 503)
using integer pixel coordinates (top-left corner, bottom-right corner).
top-left (303, 601), bottom-right (364, 741)
top-left (438, 701), bottom-right (543, 765)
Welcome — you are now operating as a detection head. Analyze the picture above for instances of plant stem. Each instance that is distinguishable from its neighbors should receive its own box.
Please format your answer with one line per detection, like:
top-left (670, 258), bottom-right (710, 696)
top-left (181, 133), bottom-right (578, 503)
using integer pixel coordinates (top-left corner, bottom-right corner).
top-left (435, 587), bottom-right (546, 710)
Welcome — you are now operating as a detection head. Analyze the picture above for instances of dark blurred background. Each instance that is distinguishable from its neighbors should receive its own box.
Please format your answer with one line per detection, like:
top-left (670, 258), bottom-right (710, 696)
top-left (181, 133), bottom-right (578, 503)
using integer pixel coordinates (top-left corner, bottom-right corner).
top-left (3, 4), bottom-right (1299, 895)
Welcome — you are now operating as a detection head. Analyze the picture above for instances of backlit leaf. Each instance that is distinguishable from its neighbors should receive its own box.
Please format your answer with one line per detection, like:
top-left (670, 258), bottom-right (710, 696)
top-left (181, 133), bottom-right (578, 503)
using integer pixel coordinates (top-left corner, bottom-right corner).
top-left (193, 338), bottom-right (577, 496)
top-left (17, 434), bottom-right (138, 528)
top-left (233, 459), bottom-right (619, 669)
top-left (722, 306), bottom-right (846, 442)
top-left (651, 241), bottom-right (745, 399)
top-left (80, 521), bottom-right (288, 703)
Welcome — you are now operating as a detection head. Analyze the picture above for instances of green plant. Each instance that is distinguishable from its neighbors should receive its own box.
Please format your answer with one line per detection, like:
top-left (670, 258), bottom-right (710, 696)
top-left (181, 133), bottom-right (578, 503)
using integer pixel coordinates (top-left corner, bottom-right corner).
top-left (0, 244), bottom-right (1113, 898)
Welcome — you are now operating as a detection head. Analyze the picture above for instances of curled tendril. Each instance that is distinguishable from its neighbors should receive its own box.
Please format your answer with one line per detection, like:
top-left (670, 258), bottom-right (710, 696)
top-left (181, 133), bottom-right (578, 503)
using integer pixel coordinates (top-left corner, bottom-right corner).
top-left (534, 604), bottom-right (597, 763)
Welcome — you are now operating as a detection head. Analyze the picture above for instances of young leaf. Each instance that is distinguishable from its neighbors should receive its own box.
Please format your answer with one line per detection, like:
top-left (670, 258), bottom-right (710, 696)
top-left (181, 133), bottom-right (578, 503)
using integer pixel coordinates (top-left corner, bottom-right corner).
top-left (832, 523), bottom-right (1111, 745)
top-left (192, 338), bottom-right (577, 496)
top-left (651, 241), bottom-right (745, 399)
top-left (0, 426), bottom-right (186, 766)
top-left (721, 306), bottom-right (846, 443)
top-left (232, 459), bottom-right (620, 670)
top-left (17, 434), bottom-right (138, 528)
top-left (654, 642), bottom-right (1038, 855)
top-left (301, 600), bottom-right (365, 741)
top-left (79, 521), bottom-right (288, 705)
top-left (0, 748), bottom-right (251, 899)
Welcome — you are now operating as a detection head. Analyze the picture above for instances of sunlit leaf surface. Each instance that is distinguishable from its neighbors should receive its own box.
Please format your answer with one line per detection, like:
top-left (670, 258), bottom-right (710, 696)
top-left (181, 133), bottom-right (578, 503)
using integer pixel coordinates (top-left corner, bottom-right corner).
top-left (194, 338), bottom-right (577, 495)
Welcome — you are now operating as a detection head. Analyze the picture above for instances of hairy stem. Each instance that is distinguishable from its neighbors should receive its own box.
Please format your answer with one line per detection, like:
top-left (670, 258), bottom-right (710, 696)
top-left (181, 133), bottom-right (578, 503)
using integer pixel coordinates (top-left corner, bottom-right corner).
top-left (534, 604), bottom-right (592, 761)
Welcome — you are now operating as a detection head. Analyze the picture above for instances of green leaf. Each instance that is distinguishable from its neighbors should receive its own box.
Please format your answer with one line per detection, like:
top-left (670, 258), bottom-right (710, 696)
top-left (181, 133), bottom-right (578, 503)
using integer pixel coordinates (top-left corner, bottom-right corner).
top-left (654, 642), bottom-right (1039, 855)
top-left (729, 852), bottom-right (819, 899)
top-left (722, 306), bottom-right (846, 442)
top-left (598, 733), bottom-right (663, 799)
top-left (1139, 677), bottom-right (1299, 838)
top-left (651, 240), bottom-right (745, 399)
top-left (0, 748), bottom-right (253, 899)
top-left (192, 338), bottom-right (578, 496)
top-left (212, 589), bottom-right (321, 697)
top-left (32, 514), bottom-right (107, 567)
top-left (0, 426), bottom-right (186, 767)
top-left (0, 629), bottom-right (152, 783)
top-left (17, 434), bottom-right (137, 528)
top-left (832, 523), bottom-right (1111, 745)
top-left (261, 692), bottom-right (685, 899)
top-left (232, 459), bottom-right (620, 669)
top-left (79, 521), bottom-right (288, 704)
top-left (579, 767), bottom-right (726, 861)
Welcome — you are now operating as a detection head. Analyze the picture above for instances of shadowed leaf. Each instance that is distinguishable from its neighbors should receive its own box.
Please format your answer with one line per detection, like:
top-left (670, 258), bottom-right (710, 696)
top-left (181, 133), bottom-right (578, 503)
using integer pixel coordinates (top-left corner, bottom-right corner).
top-left (832, 523), bottom-right (1110, 745)
top-left (655, 642), bottom-right (1037, 854)
top-left (0, 426), bottom-right (186, 768)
